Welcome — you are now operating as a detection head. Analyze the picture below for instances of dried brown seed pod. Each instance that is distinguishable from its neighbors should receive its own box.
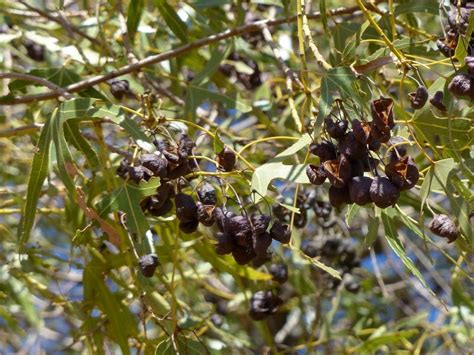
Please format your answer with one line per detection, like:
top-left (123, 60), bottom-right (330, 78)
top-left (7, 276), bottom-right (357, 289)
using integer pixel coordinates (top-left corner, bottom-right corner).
top-left (430, 91), bottom-right (447, 111)
top-left (385, 156), bottom-right (419, 190)
top-left (215, 232), bottom-right (234, 255)
top-left (352, 119), bottom-right (372, 144)
top-left (140, 154), bottom-right (168, 178)
top-left (128, 165), bottom-right (153, 183)
top-left (138, 254), bottom-right (159, 278)
top-left (306, 164), bottom-right (327, 185)
top-left (269, 263), bottom-right (288, 283)
top-left (232, 246), bottom-right (256, 265)
top-left (349, 176), bottom-right (373, 206)
top-left (369, 177), bottom-right (400, 208)
top-left (338, 132), bottom-right (368, 159)
top-left (109, 80), bottom-right (130, 100)
top-left (225, 215), bottom-right (252, 246)
top-left (253, 232), bottom-right (273, 258)
top-left (388, 137), bottom-right (407, 162)
top-left (328, 185), bottom-right (352, 208)
top-left (309, 140), bottom-right (337, 163)
top-left (179, 219), bottom-right (199, 234)
top-left (177, 134), bottom-right (195, 162)
top-left (369, 123), bottom-right (391, 143)
top-left (371, 97), bottom-right (395, 133)
top-left (24, 39), bottom-right (45, 61)
top-left (269, 220), bottom-right (291, 244)
top-left (350, 159), bottom-right (365, 177)
top-left (175, 193), bottom-right (198, 223)
top-left (428, 214), bottom-right (459, 243)
top-left (217, 147), bottom-right (236, 172)
top-left (448, 73), bottom-right (474, 99)
top-left (197, 183), bottom-right (217, 205)
top-left (196, 202), bottom-right (215, 226)
top-left (167, 162), bottom-right (192, 180)
top-left (252, 252), bottom-right (273, 267)
top-left (325, 117), bottom-right (348, 139)
top-left (409, 86), bottom-right (429, 109)
top-left (323, 155), bottom-right (352, 188)
top-left (368, 137), bottom-right (381, 151)
top-left (249, 290), bottom-right (282, 321)
top-left (116, 159), bottom-right (130, 179)
top-left (251, 214), bottom-right (271, 234)
top-left (148, 199), bottom-right (173, 217)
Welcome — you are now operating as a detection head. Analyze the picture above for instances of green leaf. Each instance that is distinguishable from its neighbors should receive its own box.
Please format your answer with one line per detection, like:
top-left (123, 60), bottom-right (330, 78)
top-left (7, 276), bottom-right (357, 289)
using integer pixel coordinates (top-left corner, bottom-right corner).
top-left (319, 0), bottom-right (329, 35)
top-left (185, 84), bottom-right (252, 117)
top-left (365, 215), bottom-right (380, 247)
top-left (317, 67), bottom-right (360, 132)
top-left (17, 116), bottom-right (53, 249)
top-left (127, 0), bottom-right (145, 43)
top-left (355, 329), bottom-right (419, 353)
top-left (251, 0), bottom-right (283, 7)
top-left (191, 0), bottom-right (231, 8)
top-left (156, 0), bottom-right (188, 43)
top-left (63, 121), bottom-right (100, 170)
top-left (394, 0), bottom-right (439, 16)
top-left (52, 98), bottom-right (151, 193)
top-left (381, 209), bottom-right (434, 294)
top-left (213, 131), bottom-right (225, 154)
top-left (251, 134), bottom-right (311, 202)
top-left (84, 264), bottom-right (137, 355)
top-left (420, 158), bottom-right (456, 208)
top-left (192, 43), bottom-right (233, 86)
top-left (455, 10), bottom-right (474, 62)
top-left (411, 107), bottom-right (472, 158)
top-left (96, 178), bottom-right (160, 251)
top-left (345, 204), bottom-right (361, 226)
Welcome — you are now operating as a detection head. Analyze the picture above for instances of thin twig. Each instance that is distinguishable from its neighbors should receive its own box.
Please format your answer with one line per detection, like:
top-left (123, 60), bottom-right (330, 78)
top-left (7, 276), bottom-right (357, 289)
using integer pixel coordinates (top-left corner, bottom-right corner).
top-left (17, 0), bottom-right (102, 47)
top-left (0, 123), bottom-right (43, 138)
top-left (301, 0), bottom-right (332, 70)
top-left (0, 3), bottom-right (374, 106)
top-left (0, 72), bottom-right (72, 99)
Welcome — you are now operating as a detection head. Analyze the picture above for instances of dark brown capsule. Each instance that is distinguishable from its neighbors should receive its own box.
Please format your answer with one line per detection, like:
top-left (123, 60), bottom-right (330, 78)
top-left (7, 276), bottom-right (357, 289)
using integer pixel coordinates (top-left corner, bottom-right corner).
top-left (385, 156), bottom-right (419, 190)
top-left (306, 164), bottom-right (327, 185)
top-left (409, 86), bottom-right (429, 110)
top-left (323, 155), bottom-right (352, 188)
top-left (428, 214), bottom-right (459, 243)
top-left (349, 176), bottom-right (373, 206)
top-left (369, 177), bottom-right (400, 208)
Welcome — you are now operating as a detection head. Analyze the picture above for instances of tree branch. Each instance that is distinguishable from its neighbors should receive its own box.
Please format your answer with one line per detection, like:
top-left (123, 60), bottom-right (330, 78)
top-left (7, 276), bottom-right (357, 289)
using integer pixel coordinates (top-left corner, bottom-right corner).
top-left (0, 3), bottom-right (373, 106)
top-left (0, 73), bottom-right (72, 99)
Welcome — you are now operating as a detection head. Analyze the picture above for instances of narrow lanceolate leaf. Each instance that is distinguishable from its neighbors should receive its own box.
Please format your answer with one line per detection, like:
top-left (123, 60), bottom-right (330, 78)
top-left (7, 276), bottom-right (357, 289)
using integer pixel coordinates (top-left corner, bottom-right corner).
top-left (381, 209), bottom-right (435, 295)
top-left (96, 178), bottom-right (161, 252)
top-left (156, 0), bottom-right (188, 43)
top-left (52, 98), bottom-right (152, 194)
top-left (17, 115), bottom-right (53, 249)
top-left (127, 0), bottom-right (145, 43)
top-left (63, 121), bottom-right (100, 170)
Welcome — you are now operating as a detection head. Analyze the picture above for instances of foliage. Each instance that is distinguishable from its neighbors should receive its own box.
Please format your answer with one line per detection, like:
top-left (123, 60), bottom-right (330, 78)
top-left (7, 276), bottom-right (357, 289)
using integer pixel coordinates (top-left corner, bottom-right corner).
top-left (0, 0), bottom-right (472, 353)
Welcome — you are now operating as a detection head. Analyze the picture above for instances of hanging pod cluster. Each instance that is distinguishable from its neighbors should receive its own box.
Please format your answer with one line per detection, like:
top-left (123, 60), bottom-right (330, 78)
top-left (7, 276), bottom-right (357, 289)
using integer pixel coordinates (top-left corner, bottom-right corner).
top-left (306, 98), bottom-right (419, 209)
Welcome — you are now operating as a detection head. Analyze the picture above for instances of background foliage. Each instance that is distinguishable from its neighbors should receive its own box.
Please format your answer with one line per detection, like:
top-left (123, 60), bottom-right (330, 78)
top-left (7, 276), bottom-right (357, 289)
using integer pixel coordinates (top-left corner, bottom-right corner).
top-left (0, 0), bottom-right (472, 353)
